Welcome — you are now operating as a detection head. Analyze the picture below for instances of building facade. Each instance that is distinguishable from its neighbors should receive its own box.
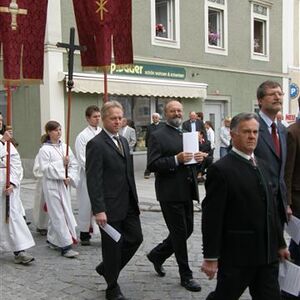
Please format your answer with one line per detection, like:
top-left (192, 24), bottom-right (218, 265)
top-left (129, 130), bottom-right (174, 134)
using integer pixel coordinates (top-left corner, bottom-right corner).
top-left (0, 0), bottom-right (294, 176)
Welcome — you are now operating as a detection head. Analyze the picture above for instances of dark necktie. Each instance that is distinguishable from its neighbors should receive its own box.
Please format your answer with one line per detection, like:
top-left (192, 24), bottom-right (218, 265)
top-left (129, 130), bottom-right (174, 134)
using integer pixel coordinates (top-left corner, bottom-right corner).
top-left (271, 123), bottom-right (281, 157)
top-left (113, 136), bottom-right (124, 156)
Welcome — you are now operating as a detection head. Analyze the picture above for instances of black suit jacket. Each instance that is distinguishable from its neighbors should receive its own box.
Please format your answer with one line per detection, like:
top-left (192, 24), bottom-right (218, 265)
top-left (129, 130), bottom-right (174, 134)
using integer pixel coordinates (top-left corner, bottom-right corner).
top-left (202, 151), bottom-right (285, 267)
top-left (145, 122), bottom-right (164, 147)
top-left (86, 130), bottom-right (140, 222)
top-left (254, 114), bottom-right (288, 223)
top-left (147, 124), bottom-right (199, 203)
top-left (182, 119), bottom-right (205, 133)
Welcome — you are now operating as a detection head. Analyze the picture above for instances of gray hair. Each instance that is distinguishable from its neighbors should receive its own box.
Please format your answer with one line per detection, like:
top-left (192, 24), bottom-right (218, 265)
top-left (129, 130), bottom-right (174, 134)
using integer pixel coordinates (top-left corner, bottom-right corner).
top-left (101, 100), bottom-right (123, 119)
top-left (152, 112), bottom-right (160, 118)
top-left (230, 113), bottom-right (259, 132)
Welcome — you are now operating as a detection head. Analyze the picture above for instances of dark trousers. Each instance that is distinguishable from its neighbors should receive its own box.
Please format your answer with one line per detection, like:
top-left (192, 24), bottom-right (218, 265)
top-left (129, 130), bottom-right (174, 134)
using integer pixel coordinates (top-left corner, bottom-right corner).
top-left (149, 200), bottom-right (194, 280)
top-left (212, 261), bottom-right (281, 300)
top-left (100, 204), bottom-right (143, 293)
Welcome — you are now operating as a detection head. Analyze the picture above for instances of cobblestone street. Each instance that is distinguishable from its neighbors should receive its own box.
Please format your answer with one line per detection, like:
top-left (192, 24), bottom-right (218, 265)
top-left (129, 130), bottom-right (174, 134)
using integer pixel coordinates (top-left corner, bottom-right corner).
top-left (0, 173), bottom-right (251, 300)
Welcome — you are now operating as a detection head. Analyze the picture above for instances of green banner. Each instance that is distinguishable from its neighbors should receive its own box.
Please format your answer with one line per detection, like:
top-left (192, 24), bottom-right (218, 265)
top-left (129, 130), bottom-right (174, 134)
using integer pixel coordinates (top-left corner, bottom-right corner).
top-left (110, 63), bottom-right (186, 80)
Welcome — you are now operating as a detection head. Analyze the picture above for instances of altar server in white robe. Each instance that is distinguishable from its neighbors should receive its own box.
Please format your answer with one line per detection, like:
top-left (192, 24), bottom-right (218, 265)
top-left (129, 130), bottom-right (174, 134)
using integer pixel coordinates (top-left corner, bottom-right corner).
top-left (75, 105), bottom-right (101, 245)
top-left (0, 130), bottom-right (35, 264)
top-left (38, 121), bottom-right (79, 258)
top-left (32, 153), bottom-right (48, 235)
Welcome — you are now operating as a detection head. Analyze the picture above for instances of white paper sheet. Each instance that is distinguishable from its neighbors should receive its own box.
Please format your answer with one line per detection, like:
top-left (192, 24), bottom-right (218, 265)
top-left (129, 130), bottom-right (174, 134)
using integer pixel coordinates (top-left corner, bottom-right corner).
top-left (100, 224), bottom-right (121, 242)
top-left (183, 132), bottom-right (199, 165)
top-left (279, 260), bottom-right (300, 296)
top-left (285, 215), bottom-right (300, 244)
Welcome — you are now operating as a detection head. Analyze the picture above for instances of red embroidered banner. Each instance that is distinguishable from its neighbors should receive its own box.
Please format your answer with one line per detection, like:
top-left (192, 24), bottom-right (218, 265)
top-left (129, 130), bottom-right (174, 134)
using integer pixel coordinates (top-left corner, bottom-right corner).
top-left (72, 0), bottom-right (133, 68)
top-left (0, 0), bottom-right (48, 84)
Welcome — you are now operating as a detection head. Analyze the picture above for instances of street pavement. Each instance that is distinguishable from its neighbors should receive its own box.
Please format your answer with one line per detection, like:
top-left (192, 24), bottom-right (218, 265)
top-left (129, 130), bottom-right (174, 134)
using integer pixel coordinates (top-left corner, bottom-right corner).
top-left (0, 172), bottom-right (251, 300)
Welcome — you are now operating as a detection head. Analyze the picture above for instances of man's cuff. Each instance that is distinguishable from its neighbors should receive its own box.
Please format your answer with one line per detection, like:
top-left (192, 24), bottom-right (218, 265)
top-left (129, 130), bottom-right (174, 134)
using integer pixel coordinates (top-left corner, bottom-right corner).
top-left (174, 155), bottom-right (179, 166)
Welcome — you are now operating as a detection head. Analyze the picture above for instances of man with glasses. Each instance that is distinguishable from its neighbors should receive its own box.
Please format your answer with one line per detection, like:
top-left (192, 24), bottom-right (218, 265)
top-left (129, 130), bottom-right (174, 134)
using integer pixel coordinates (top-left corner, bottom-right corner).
top-left (254, 80), bottom-right (291, 227)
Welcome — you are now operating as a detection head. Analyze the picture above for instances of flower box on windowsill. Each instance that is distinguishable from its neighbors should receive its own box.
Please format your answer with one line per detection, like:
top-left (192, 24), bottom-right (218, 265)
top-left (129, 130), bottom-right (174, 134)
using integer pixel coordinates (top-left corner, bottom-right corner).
top-left (208, 32), bottom-right (220, 46)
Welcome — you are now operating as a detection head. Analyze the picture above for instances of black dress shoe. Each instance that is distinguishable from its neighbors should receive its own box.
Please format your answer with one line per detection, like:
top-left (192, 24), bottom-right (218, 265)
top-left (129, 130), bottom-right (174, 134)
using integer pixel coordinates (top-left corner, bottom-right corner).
top-left (206, 291), bottom-right (215, 299)
top-left (106, 289), bottom-right (128, 300)
top-left (146, 253), bottom-right (166, 277)
top-left (106, 294), bottom-right (128, 300)
top-left (95, 263), bottom-right (104, 276)
top-left (181, 278), bottom-right (202, 292)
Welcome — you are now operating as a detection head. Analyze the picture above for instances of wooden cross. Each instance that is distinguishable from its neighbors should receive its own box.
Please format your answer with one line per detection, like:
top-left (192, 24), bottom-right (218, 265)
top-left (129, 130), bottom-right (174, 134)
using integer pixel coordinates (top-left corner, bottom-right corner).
top-left (56, 27), bottom-right (86, 90)
top-left (0, 0), bottom-right (27, 31)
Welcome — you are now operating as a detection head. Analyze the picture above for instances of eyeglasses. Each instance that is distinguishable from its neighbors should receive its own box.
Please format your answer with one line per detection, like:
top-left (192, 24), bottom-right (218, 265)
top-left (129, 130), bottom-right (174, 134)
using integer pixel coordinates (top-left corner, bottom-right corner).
top-left (264, 92), bottom-right (285, 97)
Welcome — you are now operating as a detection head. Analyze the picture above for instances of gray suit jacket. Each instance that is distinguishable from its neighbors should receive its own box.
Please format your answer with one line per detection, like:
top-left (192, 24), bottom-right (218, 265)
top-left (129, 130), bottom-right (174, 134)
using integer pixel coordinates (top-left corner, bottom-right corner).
top-left (254, 114), bottom-right (288, 223)
top-left (119, 126), bottom-right (136, 153)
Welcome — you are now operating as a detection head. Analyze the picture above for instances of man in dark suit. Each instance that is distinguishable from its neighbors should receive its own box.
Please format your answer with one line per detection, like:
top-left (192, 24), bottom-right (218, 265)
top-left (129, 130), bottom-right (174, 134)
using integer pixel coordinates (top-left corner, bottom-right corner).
top-left (147, 100), bottom-right (206, 292)
top-left (254, 80), bottom-right (292, 225)
top-left (86, 101), bottom-right (143, 300)
top-left (197, 130), bottom-right (213, 183)
top-left (201, 112), bottom-right (289, 300)
top-left (284, 109), bottom-right (300, 299)
top-left (144, 112), bottom-right (164, 179)
top-left (182, 111), bottom-right (205, 133)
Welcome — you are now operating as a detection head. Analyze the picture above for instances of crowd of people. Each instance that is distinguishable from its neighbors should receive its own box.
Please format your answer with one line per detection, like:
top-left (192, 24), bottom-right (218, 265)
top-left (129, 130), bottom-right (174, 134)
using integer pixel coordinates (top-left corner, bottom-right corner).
top-left (0, 80), bottom-right (299, 300)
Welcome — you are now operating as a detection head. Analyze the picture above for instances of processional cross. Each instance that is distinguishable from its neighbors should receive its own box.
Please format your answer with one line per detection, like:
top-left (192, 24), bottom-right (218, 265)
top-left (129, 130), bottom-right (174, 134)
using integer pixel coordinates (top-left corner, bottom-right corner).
top-left (0, 0), bottom-right (27, 30)
top-left (56, 28), bottom-right (86, 178)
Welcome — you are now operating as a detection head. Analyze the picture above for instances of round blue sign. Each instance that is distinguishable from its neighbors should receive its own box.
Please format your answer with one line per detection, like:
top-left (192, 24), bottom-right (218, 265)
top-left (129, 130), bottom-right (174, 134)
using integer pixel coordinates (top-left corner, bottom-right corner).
top-left (290, 83), bottom-right (299, 99)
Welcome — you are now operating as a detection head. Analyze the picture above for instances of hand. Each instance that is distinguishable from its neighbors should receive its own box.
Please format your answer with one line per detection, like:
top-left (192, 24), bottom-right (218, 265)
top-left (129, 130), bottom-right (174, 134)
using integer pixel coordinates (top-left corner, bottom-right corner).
top-left (4, 184), bottom-right (14, 195)
top-left (201, 260), bottom-right (218, 280)
top-left (194, 151), bottom-right (208, 163)
top-left (63, 155), bottom-right (69, 167)
top-left (278, 247), bottom-right (290, 261)
top-left (63, 177), bottom-right (71, 186)
top-left (95, 212), bottom-right (107, 227)
top-left (286, 205), bottom-right (293, 221)
top-left (176, 152), bottom-right (193, 164)
top-left (1, 130), bottom-right (13, 143)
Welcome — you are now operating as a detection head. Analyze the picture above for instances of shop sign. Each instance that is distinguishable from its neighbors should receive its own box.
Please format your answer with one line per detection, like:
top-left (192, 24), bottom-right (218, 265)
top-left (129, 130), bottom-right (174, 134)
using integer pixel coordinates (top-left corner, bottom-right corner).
top-left (110, 63), bottom-right (186, 80)
top-left (285, 114), bottom-right (296, 122)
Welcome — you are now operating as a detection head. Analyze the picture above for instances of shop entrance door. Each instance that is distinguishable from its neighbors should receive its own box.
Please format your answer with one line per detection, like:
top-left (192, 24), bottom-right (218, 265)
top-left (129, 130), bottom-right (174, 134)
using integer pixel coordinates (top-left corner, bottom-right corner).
top-left (204, 101), bottom-right (225, 160)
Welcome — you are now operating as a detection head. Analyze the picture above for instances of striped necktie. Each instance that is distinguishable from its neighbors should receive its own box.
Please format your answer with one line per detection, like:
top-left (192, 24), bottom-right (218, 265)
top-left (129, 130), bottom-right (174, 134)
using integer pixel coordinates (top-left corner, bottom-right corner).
top-left (113, 136), bottom-right (124, 156)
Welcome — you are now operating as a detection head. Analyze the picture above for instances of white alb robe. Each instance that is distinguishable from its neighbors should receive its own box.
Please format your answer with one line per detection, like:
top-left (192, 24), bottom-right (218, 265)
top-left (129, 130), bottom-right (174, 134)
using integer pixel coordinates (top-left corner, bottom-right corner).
top-left (32, 154), bottom-right (48, 230)
top-left (0, 139), bottom-right (35, 252)
top-left (75, 125), bottom-right (101, 233)
top-left (38, 142), bottom-right (78, 248)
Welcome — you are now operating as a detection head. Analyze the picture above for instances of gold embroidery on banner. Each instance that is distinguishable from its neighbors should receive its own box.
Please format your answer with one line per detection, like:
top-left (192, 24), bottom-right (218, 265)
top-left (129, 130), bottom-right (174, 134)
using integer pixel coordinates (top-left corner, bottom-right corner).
top-left (0, 0), bottom-right (28, 30)
top-left (95, 0), bottom-right (108, 21)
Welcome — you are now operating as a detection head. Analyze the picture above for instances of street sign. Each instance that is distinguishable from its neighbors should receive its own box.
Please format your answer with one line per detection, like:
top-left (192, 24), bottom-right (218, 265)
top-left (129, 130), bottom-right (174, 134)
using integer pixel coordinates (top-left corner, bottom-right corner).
top-left (290, 83), bottom-right (299, 99)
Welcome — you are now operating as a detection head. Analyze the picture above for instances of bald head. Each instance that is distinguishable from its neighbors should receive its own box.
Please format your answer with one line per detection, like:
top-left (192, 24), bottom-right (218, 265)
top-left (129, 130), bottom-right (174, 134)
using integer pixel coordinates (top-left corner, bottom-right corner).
top-left (189, 111), bottom-right (197, 121)
top-left (164, 100), bottom-right (183, 128)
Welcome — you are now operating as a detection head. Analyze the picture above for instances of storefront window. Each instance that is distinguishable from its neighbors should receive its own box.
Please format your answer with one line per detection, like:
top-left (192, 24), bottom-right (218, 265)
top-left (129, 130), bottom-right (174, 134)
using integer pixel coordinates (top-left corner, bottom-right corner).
top-left (109, 95), bottom-right (174, 151)
top-left (110, 95), bottom-right (151, 151)
top-left (133, 96), bottom-right (151, 150)
top-left (0, 91), bottom-right (6, 122)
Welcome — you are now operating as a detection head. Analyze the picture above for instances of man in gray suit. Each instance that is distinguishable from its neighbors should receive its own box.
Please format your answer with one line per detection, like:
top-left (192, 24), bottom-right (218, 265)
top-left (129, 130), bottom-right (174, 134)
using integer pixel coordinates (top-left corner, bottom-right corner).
top-left (119, 117), bottom-right (136, 154)
top-left (254, 80), bottom-right (292, 225)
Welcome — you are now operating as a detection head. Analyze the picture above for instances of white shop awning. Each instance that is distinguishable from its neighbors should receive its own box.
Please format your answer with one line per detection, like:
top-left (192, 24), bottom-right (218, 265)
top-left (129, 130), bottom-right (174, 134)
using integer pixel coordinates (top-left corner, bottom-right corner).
top-left (58, 72), bottom-right (207, 99)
